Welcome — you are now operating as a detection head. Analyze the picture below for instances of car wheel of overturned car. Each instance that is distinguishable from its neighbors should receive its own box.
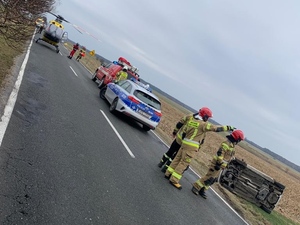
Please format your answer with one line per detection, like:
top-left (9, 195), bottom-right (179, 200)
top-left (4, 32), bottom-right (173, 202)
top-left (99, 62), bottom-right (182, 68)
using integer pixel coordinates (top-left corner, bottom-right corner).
top-left (142, 125), bottom-right (151, 131)
top-left (99, 87), bottom-right (107, 100)
top-left (109, 98), bottom-right (118, 113)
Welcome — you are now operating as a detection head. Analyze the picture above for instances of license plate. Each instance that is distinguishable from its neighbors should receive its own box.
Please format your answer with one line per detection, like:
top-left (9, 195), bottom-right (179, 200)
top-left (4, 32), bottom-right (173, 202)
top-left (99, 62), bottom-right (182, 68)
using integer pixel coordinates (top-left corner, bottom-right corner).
top-left (137, 109), bottom-right (151, 119)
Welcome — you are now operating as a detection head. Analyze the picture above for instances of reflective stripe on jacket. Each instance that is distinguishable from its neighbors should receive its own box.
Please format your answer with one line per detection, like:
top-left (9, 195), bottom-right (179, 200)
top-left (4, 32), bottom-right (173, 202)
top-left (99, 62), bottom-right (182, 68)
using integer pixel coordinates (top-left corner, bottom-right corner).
top-left (212, 140), bottom-right (235, 167)
top-left (116, 71), bottom-right (128, 81)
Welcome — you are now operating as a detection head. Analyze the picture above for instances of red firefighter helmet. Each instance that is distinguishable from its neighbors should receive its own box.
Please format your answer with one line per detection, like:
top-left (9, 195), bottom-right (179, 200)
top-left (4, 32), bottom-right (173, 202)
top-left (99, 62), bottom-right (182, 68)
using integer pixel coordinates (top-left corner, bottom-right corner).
top-left (199, 107), bottom-right (213, 119)
top-left (231, 130), bottom-right (245, 142)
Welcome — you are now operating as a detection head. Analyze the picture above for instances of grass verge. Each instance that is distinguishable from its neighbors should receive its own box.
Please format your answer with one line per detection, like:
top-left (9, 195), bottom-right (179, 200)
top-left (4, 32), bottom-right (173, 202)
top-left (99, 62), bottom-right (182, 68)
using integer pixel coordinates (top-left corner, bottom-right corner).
top-left (0, 37), bottom-right (24, 87)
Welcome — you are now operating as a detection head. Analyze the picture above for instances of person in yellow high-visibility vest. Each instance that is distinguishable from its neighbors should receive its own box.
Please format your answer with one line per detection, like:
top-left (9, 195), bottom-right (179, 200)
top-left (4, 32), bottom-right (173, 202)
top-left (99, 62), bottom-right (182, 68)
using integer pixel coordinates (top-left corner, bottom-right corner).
top-left (115, 66), bottom-right (128, 82)
top-left (164, 107), bottom-right (236, 190)
top-left (192, 129), bottom-right (245, 198)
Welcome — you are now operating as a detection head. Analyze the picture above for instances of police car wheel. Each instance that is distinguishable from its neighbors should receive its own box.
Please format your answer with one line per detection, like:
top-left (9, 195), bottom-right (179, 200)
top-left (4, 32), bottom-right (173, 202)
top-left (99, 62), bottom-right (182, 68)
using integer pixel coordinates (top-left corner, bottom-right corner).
top-left (99, 87), bottom-right (107, 100)
top-left (142, 125), bottom-right (150, 131)
top-left (109, 98), bottom-right (118, 112)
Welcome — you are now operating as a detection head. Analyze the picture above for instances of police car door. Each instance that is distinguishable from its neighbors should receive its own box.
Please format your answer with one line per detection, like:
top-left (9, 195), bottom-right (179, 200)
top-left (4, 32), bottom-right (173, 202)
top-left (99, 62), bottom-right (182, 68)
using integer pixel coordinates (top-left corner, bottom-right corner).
top-left (105, 80), bottom-right (123, 103)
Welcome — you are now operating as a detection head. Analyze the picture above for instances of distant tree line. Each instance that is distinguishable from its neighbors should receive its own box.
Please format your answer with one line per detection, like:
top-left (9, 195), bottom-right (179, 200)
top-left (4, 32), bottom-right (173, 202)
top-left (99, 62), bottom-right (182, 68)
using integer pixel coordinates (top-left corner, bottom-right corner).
top-left (0, 0), bottom-right (58, 48)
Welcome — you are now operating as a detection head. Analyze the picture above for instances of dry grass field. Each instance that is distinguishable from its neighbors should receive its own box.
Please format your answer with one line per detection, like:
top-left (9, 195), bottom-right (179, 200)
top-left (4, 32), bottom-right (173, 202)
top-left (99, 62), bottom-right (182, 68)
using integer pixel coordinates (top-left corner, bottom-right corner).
top-left (154, 92), bottom-right (300, 225)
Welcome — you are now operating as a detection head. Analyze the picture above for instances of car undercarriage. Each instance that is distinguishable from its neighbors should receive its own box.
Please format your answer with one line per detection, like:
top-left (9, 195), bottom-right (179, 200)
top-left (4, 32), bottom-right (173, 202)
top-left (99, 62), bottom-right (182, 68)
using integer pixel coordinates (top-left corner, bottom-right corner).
top-left (218, 158), bottom-right (285, 213)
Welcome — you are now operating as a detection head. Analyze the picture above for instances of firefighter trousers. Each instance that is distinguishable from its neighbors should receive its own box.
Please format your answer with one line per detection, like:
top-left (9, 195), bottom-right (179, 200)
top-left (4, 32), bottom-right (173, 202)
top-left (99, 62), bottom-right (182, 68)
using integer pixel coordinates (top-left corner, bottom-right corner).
top-left (161, 139), bottom-right (181, 163)
top-left (193, 163), bottom-right (219, 191)
top-left (165, 146), bottom-right (197, 184)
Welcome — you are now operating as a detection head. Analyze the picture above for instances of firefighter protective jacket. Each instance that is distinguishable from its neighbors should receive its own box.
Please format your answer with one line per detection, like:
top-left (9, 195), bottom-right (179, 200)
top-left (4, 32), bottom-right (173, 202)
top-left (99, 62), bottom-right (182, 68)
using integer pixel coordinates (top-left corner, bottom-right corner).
top-left (116, 71), bottom-right (128, 82)
top-left (213, 139), bottom-right (235, 168)
top-left (174, 114), bottom-right (232, 150)
top-left (173, 114), bottom-right (195, 145)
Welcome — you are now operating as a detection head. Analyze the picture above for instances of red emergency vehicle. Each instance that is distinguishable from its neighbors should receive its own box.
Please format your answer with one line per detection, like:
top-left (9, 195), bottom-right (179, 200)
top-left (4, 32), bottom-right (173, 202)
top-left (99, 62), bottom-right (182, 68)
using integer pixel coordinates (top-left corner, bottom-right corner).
top-left (91, 57), bottom-right (140, 89)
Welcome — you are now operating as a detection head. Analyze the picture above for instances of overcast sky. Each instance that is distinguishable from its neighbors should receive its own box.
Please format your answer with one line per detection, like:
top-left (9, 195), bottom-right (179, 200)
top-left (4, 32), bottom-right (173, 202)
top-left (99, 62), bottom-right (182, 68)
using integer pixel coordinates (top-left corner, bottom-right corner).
top-left (52, 0), bottom-right (300, 166)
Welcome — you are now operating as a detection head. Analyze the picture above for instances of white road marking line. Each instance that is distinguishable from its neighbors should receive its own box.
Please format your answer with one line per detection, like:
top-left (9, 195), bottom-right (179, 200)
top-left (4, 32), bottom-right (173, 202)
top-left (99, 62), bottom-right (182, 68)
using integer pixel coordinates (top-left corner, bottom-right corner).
top-left (69, 66), bottom-right (78, 77)
top-left (151, 131), bottom-right (250, 225)
top-left (100, 110), bottom-right (135, 158)
top-left (59, 51), bottom-right (62, 56)
top-left (0, 33), bottom-right (35, 147)
top-left (188, 167), bottom-right (250, 225)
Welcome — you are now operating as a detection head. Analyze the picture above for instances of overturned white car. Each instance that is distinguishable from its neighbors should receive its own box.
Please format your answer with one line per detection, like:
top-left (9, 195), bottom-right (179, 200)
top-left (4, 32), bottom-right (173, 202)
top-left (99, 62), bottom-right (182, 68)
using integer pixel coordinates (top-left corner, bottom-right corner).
top-left (218, 158), bottom-right (285, 213)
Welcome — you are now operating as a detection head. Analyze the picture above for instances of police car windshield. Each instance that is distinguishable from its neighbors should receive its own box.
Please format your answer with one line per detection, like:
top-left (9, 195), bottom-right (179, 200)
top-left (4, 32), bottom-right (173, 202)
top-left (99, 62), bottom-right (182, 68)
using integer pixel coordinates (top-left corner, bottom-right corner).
top-left (134, 90), bottom-right (161, 110)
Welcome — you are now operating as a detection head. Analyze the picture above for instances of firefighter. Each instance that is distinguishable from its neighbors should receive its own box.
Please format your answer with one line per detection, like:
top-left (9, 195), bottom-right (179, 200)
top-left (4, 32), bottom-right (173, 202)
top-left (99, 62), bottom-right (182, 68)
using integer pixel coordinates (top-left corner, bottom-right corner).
top-left (68, 43), bottom-right (79, 59)
top-left (158, 111), bottom-right (200, 173)
top-left (192, 129), bottom-right (245, 198)
top-left (164, 107), bottom-right (236, 190)
top-left (115, 66), bottom-right (128, 82)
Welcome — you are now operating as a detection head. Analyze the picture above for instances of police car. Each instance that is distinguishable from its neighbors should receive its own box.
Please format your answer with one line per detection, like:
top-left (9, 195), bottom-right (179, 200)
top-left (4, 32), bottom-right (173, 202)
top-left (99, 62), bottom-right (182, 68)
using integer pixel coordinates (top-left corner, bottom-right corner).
top-left (100, 79), bottom-right (162, 131)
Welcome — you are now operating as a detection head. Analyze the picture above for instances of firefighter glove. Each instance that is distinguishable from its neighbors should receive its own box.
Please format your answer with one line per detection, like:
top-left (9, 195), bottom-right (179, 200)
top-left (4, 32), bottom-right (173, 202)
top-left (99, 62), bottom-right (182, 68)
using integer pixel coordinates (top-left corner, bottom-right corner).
top-left (214, 164), bottom-right (221, 171)
top-left (214, 162), bottom-right (222, 171)
top-left (172, 130), bottom-right (177, 136)
top-left (227, 126), bottom-right (235, 131)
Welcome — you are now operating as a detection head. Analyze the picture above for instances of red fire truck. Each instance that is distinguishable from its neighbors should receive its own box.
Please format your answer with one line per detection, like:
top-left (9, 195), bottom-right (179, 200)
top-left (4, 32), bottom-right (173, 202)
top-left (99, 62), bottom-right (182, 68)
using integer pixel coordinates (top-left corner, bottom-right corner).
top-left (91, 57), bottom-right (140, 89)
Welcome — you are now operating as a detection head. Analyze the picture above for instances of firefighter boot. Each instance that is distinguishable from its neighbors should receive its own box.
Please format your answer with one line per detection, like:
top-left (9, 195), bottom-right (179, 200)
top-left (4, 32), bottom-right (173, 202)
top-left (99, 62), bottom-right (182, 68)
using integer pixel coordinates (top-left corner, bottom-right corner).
top-left (161, 159), bottom-right (171, 173)
top-left (158, 160), bottom-right (165, 168)
top-left (169, 181), bottom-right (182, 190)
top-left (164, 174), bottom-right (171, 180)
top-left (158, 155), bottom-right (169, 168)
top-left (191, 186), bottom-right (199, 196)
top-left (199, 187), bottom-right (207, 199)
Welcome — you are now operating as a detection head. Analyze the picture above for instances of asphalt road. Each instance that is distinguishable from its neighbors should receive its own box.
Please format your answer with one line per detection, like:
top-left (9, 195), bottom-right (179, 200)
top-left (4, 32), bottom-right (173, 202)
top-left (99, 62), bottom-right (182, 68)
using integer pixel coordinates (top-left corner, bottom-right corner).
top-left (0, 34), bottom-right (249, 225)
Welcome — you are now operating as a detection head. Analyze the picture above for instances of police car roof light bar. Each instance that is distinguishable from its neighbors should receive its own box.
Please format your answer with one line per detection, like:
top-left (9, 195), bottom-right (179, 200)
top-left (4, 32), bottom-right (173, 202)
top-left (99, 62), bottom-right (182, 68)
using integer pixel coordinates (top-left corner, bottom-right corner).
top-left (130, 78), bottom-right (152, 92)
